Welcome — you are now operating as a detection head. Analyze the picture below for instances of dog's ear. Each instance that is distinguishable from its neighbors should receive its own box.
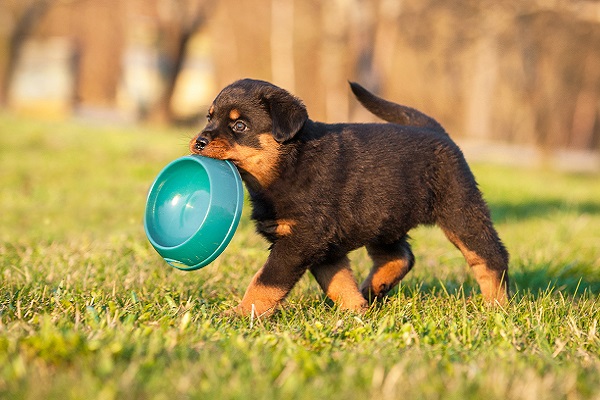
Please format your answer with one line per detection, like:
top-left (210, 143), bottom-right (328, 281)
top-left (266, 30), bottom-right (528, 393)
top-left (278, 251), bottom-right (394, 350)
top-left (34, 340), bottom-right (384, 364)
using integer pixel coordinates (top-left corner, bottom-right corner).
top-left (264, 90), bottom-right (308, 143)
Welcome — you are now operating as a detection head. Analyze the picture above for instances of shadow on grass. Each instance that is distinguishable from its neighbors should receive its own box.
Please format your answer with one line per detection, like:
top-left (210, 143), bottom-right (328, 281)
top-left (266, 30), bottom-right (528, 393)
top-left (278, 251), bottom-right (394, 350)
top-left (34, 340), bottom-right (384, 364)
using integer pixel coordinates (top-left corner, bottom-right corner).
top-left (490, 199), bottom-right (600, 222)
top-left (509, 265), bottom-right (600, 297)
top-left (392, 265), bottom-right (600, 301)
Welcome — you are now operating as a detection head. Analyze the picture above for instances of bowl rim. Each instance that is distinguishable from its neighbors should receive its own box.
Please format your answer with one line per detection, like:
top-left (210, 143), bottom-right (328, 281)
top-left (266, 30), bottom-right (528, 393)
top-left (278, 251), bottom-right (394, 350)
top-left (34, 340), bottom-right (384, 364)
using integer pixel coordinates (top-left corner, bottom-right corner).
top-left (143, 155), bottom-right (244, 269)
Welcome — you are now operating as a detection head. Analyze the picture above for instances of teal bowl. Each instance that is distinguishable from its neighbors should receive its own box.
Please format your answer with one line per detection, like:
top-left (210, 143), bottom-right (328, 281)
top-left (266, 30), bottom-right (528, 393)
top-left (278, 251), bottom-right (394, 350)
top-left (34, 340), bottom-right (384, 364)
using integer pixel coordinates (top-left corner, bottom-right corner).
top-left (144, 155), bottom-right (244, 271)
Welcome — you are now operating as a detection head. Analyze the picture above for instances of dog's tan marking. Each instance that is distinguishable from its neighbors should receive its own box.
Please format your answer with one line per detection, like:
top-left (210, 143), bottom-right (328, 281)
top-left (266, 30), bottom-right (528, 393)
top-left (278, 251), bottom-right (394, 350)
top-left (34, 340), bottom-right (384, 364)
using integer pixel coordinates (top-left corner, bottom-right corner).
top-left (256, 219), bottom-right (297, 238)
top-left (208, 104), bottom-right (214, 116)
top-left (360, 247), bottom-right (412, 300)
top-left (275, 219), bottom-right (295, 237)
top-left (229, 108), bottom-right (241, 121)
top-left (233, 270), bottom-right (289, 317)
top-left (311, 258), bottom-right (367, 311)
top-left (444, 232), bottom-right (508, 305)
top-left (230, 133), bottom-right (282, 189)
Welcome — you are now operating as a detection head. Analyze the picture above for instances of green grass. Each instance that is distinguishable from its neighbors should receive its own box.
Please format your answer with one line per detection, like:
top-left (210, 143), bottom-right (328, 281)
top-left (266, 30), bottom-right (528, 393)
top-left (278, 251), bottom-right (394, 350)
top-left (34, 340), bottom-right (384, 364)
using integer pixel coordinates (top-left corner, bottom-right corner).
top-left (1, 112), bottom-right (600, 399)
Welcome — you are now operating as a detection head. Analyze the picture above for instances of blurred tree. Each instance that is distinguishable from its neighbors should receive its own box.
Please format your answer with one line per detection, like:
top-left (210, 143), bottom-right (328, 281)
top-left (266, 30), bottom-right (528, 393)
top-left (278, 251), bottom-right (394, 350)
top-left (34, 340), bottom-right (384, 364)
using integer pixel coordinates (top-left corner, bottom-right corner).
top-left (519, 9), bottom-right (600, 151)
top-left (0, 0), bottom-right (598, 155)
top-left (0, 0), bottom-right (53, 106)
top-left (148, 0), bottom-right (209, 123)
top-left (271, 0), bottom-right (295, 91)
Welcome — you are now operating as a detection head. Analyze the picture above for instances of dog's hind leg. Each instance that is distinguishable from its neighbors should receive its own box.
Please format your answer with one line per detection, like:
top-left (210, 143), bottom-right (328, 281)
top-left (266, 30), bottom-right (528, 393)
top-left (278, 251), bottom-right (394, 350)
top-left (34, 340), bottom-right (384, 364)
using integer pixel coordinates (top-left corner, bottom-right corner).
top-left (310, 256), bottom-right (368, 312)
top-left (360, 237), bottom-right (415, 302)
top-left (437, 204), bottom-right (510, 305)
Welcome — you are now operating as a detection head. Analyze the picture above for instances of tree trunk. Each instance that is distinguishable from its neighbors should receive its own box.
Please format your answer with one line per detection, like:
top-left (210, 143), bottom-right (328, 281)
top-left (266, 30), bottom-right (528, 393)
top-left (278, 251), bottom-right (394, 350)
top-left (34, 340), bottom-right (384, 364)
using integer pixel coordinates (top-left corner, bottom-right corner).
top-left (0, 0), bottom-right (53, 106)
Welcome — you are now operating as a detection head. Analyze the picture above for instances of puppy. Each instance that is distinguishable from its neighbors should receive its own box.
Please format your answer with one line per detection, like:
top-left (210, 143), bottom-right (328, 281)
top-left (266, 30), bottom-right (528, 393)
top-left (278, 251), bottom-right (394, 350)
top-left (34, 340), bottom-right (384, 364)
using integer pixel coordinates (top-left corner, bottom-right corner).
top-left (190, 79), bottom-right (509, 317)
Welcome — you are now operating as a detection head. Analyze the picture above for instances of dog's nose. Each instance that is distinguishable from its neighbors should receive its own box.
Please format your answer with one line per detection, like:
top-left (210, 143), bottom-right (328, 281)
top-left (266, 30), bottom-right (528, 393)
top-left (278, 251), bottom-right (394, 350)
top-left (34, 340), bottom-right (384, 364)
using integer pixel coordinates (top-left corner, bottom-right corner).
top-left (194, 137), bottom-right (209, 151)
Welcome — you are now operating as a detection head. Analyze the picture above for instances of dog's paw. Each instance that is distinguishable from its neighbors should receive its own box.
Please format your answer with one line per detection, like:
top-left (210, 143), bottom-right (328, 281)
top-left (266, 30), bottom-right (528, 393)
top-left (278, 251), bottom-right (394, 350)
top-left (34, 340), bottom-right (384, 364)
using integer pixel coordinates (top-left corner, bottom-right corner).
top-left (223, 303), bottom-right (276, 319)
top-left (337, 297), bottom-right (369, 314)
top-left (222, 306), bottom-right (243, 318)
top-left (360, 286), bottom-right (387, 304)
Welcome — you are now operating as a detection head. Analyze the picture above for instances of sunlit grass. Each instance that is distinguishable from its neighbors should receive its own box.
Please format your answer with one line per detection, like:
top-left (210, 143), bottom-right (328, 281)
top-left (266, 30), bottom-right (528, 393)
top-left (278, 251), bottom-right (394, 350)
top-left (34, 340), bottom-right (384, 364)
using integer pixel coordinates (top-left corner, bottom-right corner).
top-left (1, 112), bottom-right (600, 399)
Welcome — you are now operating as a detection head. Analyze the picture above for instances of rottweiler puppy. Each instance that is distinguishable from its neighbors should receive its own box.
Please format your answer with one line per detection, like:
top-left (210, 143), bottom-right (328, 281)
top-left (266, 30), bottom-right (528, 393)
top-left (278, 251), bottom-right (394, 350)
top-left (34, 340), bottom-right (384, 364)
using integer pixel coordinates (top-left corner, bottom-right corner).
top-left (190, 78), bottom-right (509, 317)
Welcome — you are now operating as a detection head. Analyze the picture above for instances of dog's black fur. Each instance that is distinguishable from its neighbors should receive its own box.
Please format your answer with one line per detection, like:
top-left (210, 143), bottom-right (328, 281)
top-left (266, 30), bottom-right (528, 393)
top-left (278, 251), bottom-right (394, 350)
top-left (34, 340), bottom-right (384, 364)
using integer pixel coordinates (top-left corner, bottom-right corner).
top-left (190, 79), bottom-right (509, 316)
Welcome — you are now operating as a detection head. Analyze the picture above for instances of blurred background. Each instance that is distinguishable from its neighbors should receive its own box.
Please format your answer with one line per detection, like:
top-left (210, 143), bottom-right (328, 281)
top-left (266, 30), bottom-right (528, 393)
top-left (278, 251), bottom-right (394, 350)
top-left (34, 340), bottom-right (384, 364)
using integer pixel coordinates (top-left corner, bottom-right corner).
top-left (1, 0), bottom-right (600, 170)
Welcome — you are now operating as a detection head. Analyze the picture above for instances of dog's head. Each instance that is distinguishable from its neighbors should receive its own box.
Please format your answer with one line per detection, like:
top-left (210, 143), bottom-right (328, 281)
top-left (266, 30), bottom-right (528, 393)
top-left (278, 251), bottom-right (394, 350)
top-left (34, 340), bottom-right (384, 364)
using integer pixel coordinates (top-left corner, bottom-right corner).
top-left (190, 79), bottom-right (308, 188)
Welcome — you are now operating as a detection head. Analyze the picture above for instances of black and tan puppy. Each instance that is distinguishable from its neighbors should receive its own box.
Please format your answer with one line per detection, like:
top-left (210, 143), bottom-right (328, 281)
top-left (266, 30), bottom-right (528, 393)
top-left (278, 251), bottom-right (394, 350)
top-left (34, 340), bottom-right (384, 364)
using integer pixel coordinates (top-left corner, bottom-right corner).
top-left (190, 79), bottom-right (509, 317)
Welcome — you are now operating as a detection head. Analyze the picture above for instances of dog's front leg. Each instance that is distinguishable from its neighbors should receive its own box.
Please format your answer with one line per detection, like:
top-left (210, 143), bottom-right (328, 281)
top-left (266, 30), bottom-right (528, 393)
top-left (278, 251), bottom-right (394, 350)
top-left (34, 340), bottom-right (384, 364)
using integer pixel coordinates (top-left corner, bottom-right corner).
top-left (231, 244), bottom-right (308, 317)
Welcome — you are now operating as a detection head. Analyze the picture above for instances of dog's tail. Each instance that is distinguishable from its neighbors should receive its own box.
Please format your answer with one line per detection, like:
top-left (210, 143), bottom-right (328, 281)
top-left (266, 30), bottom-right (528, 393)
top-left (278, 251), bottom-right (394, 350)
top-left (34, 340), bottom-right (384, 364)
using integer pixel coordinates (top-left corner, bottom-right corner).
top-left (349, 81), bottom-right (446, 133)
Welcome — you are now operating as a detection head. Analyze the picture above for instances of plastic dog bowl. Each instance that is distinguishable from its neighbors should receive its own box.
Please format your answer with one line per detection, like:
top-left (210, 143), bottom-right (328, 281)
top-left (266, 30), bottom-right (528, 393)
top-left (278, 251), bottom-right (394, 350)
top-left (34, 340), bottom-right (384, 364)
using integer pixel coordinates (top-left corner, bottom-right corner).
top-left (144, 155), bottom-right (244, 270)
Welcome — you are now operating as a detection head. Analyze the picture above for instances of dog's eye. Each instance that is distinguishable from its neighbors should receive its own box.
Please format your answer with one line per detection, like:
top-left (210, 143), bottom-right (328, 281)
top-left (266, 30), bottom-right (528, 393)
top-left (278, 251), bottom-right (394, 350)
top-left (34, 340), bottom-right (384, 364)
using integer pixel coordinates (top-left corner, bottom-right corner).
top-left (206, 114), bottom-right (212, 122)
top-left (232, 121), bottom-right (247, 133)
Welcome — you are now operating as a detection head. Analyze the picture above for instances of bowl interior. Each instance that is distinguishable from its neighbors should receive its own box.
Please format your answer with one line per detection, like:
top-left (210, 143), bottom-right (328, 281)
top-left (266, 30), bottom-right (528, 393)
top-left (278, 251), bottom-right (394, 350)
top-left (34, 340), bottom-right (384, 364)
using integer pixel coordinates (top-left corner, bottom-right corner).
top-left (146, 159), bottom-right (211, 248)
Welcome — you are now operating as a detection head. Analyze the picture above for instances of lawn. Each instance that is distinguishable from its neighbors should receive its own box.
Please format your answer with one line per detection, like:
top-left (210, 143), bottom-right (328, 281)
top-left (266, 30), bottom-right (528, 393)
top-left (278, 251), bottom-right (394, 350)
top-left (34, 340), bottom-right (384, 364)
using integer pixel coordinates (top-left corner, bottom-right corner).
top-left (1, 112), bottom-right (599, 399)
